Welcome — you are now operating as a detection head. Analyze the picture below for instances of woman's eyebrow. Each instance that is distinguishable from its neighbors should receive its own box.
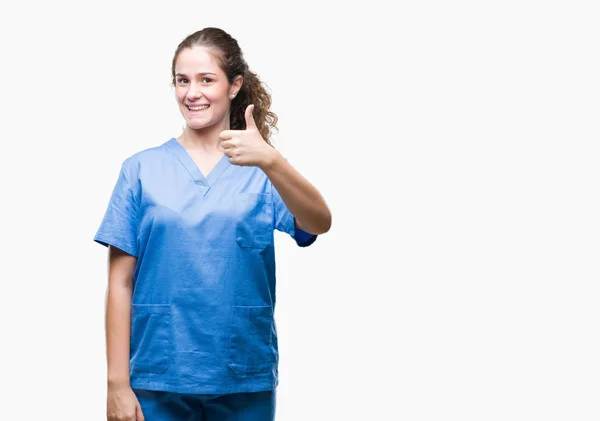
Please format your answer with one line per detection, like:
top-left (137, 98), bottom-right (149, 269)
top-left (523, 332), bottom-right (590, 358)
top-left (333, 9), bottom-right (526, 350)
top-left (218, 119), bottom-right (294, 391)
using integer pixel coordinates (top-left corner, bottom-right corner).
top-left (175, 72), bottom-right (217, 77)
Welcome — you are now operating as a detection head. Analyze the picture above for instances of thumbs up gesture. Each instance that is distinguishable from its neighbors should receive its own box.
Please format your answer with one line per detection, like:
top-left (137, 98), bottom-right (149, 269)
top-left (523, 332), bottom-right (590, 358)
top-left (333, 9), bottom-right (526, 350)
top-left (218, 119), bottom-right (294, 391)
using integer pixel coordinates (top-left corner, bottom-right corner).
top-left (219, 104), bottom-right (275, 169)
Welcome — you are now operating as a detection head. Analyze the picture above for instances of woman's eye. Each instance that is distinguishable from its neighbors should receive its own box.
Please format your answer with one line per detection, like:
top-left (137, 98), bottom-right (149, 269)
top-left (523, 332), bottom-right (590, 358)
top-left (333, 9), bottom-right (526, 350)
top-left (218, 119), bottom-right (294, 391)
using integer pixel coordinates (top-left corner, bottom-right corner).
top-left (202, 78), bottom-right (212, 83)
top-left (177, 78), bottom-right (188, 84)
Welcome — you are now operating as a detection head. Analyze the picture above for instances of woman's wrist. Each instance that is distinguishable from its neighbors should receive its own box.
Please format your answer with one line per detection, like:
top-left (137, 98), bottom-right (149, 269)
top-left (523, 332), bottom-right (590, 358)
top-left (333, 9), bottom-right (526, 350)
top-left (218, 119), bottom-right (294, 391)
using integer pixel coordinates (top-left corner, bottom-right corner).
top-left (107, 375), bottom-right (130, 389)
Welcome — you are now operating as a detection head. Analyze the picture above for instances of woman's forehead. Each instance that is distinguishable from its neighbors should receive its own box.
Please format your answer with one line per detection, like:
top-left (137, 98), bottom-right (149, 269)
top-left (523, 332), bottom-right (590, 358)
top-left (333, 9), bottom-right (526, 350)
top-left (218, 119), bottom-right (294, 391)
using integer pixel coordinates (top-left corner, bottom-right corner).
top-left (175, 46), bottom-right (222, 74)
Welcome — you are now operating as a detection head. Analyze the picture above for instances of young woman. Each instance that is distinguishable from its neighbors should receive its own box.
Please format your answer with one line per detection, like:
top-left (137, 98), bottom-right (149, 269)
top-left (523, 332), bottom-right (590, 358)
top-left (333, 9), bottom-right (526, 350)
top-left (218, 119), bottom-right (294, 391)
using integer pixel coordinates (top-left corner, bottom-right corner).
top-left (94, 27), bottom-right (331, 421)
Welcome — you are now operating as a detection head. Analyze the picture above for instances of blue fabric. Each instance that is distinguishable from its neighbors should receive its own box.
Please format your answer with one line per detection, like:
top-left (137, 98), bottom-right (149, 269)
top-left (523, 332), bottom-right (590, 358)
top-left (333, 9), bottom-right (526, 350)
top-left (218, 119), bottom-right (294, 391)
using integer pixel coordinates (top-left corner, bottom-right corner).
top-left (95, 138), bottom-right (318, 394)
top-left (133, 388), bottom-right (275, 421)
top-left (294, 223), bottom-right (318, 247)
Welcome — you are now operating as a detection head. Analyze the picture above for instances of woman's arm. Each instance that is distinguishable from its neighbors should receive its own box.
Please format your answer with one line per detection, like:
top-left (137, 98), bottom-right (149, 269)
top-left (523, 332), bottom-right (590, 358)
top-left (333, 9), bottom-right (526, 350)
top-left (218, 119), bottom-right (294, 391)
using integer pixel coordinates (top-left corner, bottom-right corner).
top-left (105, 246), bottom-right (136, 387)
top-left (105, 247), bottom-right (144, 421)
top-left (218, 104), bottom-right (331, 235)
top-left (261, 150), bottom-right (332, 235)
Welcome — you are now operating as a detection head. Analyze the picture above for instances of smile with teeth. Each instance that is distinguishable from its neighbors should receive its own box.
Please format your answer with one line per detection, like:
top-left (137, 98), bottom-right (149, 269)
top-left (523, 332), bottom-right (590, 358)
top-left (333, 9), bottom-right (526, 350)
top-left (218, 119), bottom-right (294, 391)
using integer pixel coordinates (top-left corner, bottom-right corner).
top-left (187, 104), bottom-right (210, 111)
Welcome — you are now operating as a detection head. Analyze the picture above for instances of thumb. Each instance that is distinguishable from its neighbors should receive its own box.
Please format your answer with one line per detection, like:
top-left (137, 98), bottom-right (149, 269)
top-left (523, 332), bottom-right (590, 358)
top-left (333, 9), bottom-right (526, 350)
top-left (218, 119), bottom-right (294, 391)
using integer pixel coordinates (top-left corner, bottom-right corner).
top-left (244, 104), bottom-right (257, 130)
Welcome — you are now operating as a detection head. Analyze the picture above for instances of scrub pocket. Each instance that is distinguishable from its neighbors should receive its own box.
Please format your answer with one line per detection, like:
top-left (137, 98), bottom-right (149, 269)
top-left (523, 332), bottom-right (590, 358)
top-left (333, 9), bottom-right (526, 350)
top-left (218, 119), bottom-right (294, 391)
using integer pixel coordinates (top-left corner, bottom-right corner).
top-left (130, 304), bottom-right (171, 374)
top-left (228, 305), bottom-right (277, 375)
top-left (235, 193), bottom-right (273, 249)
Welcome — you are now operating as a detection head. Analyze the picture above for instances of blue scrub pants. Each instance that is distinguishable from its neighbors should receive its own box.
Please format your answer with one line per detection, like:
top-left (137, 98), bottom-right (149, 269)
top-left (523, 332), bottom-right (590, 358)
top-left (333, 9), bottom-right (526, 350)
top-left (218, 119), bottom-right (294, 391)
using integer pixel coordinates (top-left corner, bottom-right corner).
top-left (133, 388), bottom-right (276, 421)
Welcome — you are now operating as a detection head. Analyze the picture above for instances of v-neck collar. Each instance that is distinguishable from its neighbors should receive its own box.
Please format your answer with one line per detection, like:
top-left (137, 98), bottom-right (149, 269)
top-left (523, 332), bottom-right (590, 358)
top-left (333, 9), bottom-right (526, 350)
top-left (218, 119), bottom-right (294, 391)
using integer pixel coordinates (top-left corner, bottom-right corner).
top-left (164, 138), bottom-right (230, 192)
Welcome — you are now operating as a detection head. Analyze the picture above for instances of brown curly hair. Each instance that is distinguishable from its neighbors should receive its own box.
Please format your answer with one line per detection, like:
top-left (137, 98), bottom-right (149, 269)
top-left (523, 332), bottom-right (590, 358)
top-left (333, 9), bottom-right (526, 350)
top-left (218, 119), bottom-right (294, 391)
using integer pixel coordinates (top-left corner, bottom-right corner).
top-left (171, 27), bottom-right (278, 145)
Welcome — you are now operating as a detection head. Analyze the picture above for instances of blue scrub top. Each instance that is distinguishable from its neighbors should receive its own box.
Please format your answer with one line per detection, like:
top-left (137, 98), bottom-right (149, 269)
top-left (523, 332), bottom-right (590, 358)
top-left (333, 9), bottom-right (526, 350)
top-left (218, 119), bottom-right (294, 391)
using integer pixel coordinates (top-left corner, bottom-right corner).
top-left (94, 138), bottom-right (317, 394)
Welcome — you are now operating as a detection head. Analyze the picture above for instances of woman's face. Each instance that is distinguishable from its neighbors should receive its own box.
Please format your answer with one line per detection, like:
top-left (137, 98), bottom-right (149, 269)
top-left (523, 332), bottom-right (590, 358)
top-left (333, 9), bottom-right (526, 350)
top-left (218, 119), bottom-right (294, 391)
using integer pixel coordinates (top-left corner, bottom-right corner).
top-left (174, 46), bottom-right (241, 131)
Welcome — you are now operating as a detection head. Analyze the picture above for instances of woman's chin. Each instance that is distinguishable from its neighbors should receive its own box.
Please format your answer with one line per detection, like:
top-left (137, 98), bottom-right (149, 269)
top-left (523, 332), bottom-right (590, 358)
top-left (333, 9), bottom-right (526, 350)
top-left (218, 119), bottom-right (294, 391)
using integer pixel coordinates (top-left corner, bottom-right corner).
top-left (184, 119), bottom-right (209, 130)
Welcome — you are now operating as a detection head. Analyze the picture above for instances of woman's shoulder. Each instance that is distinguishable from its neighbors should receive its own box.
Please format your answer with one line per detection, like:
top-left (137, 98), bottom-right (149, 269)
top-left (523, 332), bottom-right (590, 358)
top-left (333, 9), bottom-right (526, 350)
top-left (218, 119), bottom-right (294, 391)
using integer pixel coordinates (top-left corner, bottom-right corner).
top-left (120, 138), bottom-right (173, 177)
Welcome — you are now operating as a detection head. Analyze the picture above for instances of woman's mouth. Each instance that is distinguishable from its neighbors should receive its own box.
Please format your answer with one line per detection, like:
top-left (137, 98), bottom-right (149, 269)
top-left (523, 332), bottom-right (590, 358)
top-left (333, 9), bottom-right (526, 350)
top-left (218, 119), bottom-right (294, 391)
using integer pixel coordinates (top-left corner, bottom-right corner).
top-left (187, 104), bottom-right (210, 112)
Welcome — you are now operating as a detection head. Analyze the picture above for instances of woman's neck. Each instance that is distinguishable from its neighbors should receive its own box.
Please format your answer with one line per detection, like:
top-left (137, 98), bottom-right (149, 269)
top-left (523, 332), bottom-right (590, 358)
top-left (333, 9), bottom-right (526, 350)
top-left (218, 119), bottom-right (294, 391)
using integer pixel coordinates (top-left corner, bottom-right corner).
top-left (179, 121), bottom-right (229, 154)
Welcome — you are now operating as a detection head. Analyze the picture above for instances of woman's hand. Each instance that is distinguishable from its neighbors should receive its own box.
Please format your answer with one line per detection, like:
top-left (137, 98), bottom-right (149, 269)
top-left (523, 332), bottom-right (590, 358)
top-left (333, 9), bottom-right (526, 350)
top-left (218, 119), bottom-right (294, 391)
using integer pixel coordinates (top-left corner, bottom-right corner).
top-left (219, 104), bottom-right (277, 169)
top-left (107, 383), bottom-right (144, 421)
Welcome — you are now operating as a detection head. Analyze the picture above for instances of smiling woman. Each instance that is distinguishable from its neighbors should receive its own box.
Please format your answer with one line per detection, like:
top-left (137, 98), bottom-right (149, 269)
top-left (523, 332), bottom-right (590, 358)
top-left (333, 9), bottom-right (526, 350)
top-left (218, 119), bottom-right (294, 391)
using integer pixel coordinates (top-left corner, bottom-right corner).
top-left (95, 27), bottom-right (331, 421)
top-left (174, 47), bottom-right (241, 140)
top-left (171, 29), bottom-right (278, 147)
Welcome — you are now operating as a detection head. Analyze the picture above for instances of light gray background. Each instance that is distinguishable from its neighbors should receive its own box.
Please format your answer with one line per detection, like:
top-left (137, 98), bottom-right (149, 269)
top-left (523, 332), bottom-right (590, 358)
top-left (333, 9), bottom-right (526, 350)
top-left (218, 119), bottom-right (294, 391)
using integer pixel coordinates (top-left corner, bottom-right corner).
top-left (1, 0), bottom-right (598, 420)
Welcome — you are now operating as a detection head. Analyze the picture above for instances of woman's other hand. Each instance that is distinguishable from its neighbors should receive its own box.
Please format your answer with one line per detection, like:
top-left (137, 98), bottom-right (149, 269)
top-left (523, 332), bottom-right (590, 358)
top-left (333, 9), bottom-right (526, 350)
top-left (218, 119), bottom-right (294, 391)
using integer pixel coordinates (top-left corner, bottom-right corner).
top-left (107, 383), bottom-right (144, 421)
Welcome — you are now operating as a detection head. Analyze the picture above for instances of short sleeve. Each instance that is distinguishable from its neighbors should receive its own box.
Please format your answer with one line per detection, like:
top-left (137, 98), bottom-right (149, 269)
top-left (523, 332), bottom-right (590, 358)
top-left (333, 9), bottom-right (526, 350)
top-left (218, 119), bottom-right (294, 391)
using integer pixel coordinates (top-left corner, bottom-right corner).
top-left (93, 163), bottom-right (139, 257)
top-left (271, 181), bottom-right (318, 248)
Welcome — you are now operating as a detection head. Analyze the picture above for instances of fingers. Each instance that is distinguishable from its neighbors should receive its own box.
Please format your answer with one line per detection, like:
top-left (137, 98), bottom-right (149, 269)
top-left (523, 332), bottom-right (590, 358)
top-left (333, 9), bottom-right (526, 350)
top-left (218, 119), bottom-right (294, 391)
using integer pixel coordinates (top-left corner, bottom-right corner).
top-left (221, 145), bottom-right (242, 165)
top-left (135, 402), bottom-right (145, 421)
top-left (219, 130), bottom-right (238, 140)
top-left (223, 147), bottom-right (238, 160)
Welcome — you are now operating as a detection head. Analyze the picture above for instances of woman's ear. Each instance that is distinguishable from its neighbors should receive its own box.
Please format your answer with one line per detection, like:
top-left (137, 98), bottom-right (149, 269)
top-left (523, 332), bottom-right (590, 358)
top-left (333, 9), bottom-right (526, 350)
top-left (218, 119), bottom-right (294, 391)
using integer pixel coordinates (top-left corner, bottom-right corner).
top-left (232, 75), bottom-right (244, 95)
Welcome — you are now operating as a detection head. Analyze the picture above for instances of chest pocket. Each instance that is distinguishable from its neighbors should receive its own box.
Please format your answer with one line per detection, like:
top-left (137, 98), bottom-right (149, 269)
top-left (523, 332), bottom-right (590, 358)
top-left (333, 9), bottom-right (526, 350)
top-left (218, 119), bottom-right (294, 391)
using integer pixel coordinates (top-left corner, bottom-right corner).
top-left (235, 193), bottom-right (273, 249)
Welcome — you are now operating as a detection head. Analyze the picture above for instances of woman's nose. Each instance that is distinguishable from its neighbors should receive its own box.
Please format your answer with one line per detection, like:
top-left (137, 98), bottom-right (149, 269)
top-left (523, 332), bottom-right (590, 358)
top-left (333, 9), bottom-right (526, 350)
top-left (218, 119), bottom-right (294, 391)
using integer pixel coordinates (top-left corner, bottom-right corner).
top-left (186, 83), bottom-right (203, 100)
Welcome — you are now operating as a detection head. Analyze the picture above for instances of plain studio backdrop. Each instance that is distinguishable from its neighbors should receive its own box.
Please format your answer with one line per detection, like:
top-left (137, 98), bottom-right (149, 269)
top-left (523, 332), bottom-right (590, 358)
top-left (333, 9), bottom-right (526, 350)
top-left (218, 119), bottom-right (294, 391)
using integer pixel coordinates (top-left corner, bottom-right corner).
top-left (0, 1), bottom-right (598, 420)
